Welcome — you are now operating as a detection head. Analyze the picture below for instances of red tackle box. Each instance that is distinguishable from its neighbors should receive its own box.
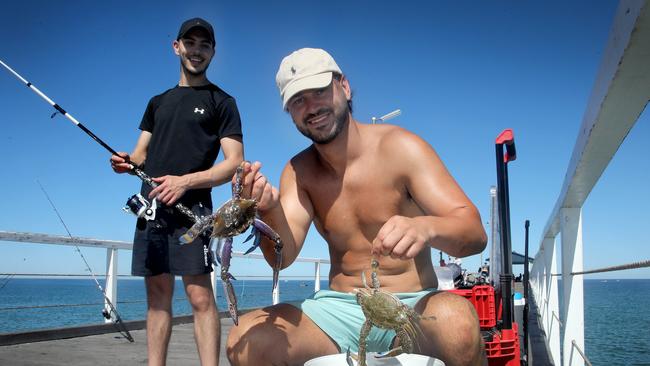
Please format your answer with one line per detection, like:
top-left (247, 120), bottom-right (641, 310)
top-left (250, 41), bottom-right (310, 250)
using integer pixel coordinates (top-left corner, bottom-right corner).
top-left (448, 285), bottom-right (497, 329)
top-left (483, 323), bottom-right (521, 366)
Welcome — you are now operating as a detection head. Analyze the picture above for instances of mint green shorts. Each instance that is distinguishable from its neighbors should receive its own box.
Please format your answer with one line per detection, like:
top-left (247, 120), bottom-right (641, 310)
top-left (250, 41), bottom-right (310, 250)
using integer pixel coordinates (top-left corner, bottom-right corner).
top-left (299, 289), bottom-right (435, 353)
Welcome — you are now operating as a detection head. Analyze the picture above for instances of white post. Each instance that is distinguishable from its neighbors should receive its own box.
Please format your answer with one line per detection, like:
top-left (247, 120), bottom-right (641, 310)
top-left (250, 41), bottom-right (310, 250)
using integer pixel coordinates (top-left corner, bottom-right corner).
top-left (544, 237), bottom-right (561, 365)
top-left (560, 208), bottom-right (585, 366)
top-left (211, 270), bottom-right (217, 301)
top-left (105, 248), bottom-right (118, 323)
top-left (272, 279), bottom-right (280, 305)
top-left (314, 261), bottom-right (321, 292)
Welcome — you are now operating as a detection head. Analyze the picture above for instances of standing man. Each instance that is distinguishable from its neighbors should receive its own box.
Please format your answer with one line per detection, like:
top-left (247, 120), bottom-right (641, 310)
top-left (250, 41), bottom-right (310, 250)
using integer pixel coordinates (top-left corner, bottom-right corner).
top-left (226, 48), bottom-right (487, 366)
top-left (111, 18), bottom-right (243, 366)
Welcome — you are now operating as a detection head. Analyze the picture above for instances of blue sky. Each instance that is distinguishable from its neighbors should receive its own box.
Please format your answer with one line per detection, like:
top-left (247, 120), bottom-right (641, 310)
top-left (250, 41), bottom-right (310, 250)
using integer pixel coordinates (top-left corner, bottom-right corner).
top-left (1, 1), bottom-right (648, 281)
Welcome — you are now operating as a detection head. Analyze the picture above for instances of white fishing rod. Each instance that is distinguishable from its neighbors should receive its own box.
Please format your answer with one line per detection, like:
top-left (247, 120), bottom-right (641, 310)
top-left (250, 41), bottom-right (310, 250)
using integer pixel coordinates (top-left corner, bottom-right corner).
top-left (37, 181), bottom-right (134, 342)
top-left (0, 59), bottom-right (210, 242)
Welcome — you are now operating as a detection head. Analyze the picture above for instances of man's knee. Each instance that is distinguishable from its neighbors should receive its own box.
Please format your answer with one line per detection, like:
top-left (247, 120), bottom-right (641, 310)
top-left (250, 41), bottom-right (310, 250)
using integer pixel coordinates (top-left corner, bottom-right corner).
top-left (183, 274), bottom-right (216, 312)
top-left (187, 290), bottom-right (215, 312)
top-left (227, 304), bottom-right (299, 366)
top-left (419, 292), bottom-right (484, 365)
top-left (227, 309), bottom-right (274, 365)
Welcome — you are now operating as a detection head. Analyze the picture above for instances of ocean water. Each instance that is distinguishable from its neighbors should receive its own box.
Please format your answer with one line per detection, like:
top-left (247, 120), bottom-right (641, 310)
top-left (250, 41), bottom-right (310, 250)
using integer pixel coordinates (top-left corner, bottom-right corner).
top-left (583, 279), bottom-right (650, 366)
top-left (0, 278), bottom-right (327, 333)
top-left (1, 278), bottom-right (648, 364)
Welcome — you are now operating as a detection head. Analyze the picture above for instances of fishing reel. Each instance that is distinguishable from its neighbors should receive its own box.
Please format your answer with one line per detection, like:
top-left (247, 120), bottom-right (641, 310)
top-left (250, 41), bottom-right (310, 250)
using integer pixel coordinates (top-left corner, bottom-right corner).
top-left (123, 193), bottom-right (157, 221)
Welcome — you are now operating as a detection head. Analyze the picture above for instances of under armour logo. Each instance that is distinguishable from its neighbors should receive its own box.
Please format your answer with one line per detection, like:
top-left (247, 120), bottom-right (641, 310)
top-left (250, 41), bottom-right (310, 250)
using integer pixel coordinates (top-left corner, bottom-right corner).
top-left (291, 66), bottom-right (296, 75)
top-left (194, 107), bottom-right (205, 114)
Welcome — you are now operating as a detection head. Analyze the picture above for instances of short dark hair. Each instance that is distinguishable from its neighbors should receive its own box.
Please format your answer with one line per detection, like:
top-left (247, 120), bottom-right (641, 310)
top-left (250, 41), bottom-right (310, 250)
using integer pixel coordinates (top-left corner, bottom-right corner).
top-left (333, 73), bottom-right (353, 113)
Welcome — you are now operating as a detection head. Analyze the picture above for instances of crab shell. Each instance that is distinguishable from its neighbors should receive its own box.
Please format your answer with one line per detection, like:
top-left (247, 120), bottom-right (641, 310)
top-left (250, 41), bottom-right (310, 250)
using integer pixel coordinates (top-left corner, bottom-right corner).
top-left (355, 288), bottom-right (412, 329)
top-left (212, 198), bottom-right (258, 238)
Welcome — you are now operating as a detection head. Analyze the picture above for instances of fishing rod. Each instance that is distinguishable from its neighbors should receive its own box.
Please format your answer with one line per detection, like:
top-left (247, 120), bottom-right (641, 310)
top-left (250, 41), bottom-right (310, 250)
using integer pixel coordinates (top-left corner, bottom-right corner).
top-left (37, 181), bottom-right (134, 342)
top-left (0, 59), bottom-right (210, 242)
top-left (0, 274), bottom-right (14, 291)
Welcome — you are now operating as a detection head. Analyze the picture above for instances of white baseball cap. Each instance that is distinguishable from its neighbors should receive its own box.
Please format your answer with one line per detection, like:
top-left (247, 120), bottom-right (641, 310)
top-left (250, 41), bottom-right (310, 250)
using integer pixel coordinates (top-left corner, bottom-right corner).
top-left (276, 48), bottom-right (342, 109)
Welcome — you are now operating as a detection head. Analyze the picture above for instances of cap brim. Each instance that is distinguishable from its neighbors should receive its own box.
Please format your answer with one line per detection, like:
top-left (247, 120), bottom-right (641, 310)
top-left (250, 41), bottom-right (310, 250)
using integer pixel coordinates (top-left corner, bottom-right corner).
top-left (282, 72), bottom-right (333, 109)
top-left (178, 25), bottom-right (215, 45)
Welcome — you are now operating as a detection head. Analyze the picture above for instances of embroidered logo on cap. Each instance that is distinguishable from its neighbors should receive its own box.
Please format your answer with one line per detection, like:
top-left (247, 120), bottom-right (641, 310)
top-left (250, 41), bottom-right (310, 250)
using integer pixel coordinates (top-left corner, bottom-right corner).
top-left (194, 107), bottom-right (205, 114)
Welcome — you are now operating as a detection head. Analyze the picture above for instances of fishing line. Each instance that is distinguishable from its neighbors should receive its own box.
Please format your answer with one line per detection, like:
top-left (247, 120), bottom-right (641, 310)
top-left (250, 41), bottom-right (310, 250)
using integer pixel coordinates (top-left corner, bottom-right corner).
top-left (0, 59), bottom-right (207, 237)
top-left (36, 180), bottom-right (134, 342)
top-left (0, 274), bottom-right (14, 291)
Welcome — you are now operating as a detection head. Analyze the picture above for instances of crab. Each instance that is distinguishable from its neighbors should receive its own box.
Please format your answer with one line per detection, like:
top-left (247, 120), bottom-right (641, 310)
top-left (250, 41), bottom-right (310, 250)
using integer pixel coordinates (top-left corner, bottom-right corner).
top-left (179, 162), bottom-right (283, 325)
top-left (347, 258), bottom-right (433, 366)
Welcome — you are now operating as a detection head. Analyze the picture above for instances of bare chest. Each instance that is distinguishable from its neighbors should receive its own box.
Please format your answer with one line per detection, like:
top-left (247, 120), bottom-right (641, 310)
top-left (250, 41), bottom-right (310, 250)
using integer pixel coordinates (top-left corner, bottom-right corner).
top-left (304, 166), bottom-right (415, 244)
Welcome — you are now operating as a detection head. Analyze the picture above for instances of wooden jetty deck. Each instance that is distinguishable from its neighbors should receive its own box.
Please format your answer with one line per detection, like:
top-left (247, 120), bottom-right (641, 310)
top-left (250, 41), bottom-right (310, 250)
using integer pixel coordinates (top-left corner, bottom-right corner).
top-left (0, 317), bottom-right (235, 366)
top-left (0, 284), bottom-right (552, 365)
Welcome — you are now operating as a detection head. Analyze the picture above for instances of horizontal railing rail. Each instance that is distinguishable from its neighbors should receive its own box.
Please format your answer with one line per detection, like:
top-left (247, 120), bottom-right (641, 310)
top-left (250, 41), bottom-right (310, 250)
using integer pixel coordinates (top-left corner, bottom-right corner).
top-left (529, 2), bottom-right (650, 365)
top-left (0, 230), bottom-right (331, 326)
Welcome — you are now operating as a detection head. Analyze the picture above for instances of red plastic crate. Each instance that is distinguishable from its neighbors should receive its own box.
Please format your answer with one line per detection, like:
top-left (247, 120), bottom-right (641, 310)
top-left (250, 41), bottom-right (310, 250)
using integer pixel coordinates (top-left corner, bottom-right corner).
top-left (484, 323), bottom-right (521, 366)
top-left (448, 285), bottom-right (497, 329)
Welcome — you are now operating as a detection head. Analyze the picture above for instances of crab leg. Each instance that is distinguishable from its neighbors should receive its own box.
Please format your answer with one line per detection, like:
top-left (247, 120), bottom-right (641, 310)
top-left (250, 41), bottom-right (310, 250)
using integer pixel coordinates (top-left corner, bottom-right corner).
top-left (345, 347), bottom-right (356, 366)
top-left (346, 320), bottom-right (372, 366)
top-left (251, 218), bottom-right (283, 292)
top-left (179, 213), bottom-right (215, 244)
top-left (242, 227), bottom-right (261, 255)
top-left (213, 237), bottom-right (224, 265)
top-left (220, 237), bottom-right (239, 325)
top-left (370, 258), bottom-right (380, 289)
top-left (232, 162), bottom-right (245, 200)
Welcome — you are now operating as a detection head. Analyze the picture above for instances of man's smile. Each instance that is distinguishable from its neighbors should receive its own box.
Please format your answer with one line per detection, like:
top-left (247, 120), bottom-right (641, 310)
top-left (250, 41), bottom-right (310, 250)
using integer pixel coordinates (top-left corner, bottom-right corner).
top-left (306, 111), bottom-right (331, 127)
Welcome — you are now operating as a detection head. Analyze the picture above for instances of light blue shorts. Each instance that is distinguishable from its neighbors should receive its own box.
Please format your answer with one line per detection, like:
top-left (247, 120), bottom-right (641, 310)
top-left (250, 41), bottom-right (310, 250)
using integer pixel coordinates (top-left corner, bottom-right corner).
top-left (299, 289), bottom-right (435, 353)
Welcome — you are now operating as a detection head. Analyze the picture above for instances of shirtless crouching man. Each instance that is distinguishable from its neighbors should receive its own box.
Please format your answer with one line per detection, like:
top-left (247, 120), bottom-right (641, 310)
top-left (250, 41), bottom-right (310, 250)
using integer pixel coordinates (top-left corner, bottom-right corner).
top-left (226, 48), bottom-right (488, 366)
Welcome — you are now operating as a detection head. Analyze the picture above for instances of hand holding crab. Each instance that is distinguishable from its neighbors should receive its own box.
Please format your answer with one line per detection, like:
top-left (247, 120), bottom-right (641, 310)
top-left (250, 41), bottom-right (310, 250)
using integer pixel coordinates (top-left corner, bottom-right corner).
top-left (179, 161), bottom-right (283, 325)
top-left (372, 216), bottom-right (430, 260)
top-left (347, 257), bottom-right (435, 366)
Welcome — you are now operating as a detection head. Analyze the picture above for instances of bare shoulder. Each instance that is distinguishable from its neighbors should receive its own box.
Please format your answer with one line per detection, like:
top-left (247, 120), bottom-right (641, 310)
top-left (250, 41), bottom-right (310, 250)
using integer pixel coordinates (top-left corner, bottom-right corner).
top-left (370, 124), bottom-right (441, 168)
top-left (281, 145), bottom-right (319, 185)
top-left (289, 145), bottom-right (318, 171)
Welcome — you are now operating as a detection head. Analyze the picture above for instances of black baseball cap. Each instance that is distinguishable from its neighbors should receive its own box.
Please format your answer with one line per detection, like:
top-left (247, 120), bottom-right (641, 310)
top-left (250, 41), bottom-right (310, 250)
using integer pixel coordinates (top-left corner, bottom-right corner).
top-left (177, 18), bottom-right (215, 46)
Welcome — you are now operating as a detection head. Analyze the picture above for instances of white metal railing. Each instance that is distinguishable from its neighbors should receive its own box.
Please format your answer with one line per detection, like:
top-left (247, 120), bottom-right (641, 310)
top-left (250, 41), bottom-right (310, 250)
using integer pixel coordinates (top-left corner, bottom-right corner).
top-left (0, 230), bottom-right (330, 323)
top-left (529, 2), bottom-right (650, 366)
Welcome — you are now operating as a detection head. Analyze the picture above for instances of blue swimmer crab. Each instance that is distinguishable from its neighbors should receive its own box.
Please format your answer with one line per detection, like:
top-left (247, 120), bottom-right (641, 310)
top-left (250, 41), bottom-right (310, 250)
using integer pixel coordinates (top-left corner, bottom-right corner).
top-left (346, 258), bottom-right (433, 366)
top-left (179, 162), bottom-right (283, 325)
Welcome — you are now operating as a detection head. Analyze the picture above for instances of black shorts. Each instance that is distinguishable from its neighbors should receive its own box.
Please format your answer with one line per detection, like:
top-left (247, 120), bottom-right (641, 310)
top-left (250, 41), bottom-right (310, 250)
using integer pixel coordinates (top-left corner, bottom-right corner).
top-left (132, 203), bottom-right (213, 277)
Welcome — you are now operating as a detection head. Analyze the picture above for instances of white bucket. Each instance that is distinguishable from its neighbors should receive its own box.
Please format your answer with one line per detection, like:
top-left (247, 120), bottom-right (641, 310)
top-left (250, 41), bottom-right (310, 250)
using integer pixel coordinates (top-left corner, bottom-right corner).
top-left (304, 352), bottom-right (445, 366)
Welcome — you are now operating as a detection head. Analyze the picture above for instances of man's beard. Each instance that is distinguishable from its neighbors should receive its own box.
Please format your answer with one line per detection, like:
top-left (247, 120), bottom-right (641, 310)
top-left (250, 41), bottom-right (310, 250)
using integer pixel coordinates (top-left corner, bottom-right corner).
top-left (297, 102), bottom-right (349, 144)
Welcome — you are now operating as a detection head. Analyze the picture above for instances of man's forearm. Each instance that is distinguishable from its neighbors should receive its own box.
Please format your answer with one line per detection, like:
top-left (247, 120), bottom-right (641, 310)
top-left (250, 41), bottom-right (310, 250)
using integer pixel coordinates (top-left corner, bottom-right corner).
top-left (184, 157), bottom-right (243, 190)
top-left (258, 205), bottom-right (300, 270)
top-left (424, 209), bottom-right (487, 257)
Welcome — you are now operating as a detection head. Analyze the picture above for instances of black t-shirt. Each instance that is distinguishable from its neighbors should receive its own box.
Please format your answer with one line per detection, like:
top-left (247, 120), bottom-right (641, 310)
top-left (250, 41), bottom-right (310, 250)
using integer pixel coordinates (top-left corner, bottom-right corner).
top-left (139, 84), bottom-right (242, 207)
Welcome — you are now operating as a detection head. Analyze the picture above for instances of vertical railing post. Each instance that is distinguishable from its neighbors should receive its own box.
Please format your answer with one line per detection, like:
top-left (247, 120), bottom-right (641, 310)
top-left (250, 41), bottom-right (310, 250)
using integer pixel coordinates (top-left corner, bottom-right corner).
top-left (560, 208), bottom-right (585, 366)
top-left (314, 261), bottom-right (321, 292)
top-left (210, 270), bottom-right (217, 301)
top-left (272, 279), bottom-right (280, 305)
top-left (105, 248), bottom-right (118, 324)
top-left (543, 237), bottom-right (561, 365)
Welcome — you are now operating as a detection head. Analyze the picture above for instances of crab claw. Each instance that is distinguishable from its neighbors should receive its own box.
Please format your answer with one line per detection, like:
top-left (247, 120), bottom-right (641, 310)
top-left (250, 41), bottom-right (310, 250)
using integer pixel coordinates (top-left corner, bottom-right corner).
top-left (249, 218), bottom-right (283, 291)
top-left (179, 215), bottom-right (213, 244)
top-left (221, 271), bottom-right (239, 325)
top-left (220, 238), bottom-right (239, 325)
